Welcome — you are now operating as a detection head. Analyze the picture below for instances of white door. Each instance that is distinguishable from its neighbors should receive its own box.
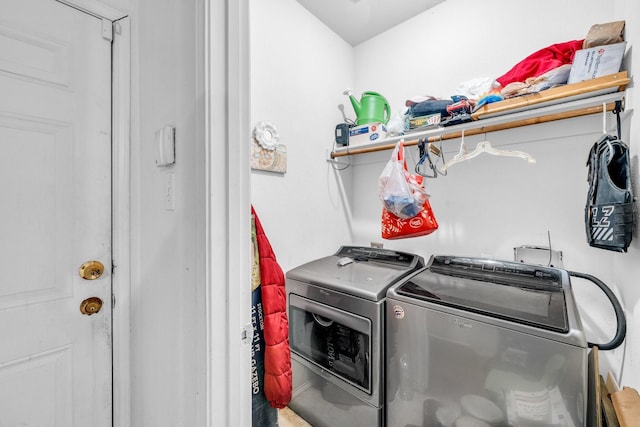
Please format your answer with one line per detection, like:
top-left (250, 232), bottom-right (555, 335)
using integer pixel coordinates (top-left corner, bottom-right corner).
top-left (0, 0), bottom-right (112, 426)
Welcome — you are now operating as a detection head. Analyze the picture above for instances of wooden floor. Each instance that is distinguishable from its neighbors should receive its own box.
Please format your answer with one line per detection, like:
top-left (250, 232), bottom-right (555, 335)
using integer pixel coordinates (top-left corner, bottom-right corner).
top-left (277, 407), bottom-right (312, 427)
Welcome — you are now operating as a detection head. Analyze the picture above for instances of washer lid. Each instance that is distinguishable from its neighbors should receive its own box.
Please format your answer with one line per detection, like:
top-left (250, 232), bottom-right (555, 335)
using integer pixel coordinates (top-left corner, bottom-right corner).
top-left (394, 255), bottom-right (570, 333)
top-left (285, 246), bottom-right (424, 301)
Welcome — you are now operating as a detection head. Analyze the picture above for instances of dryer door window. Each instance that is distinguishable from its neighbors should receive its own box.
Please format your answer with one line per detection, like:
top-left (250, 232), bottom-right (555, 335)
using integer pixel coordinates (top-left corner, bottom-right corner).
top-left (289, 294), bottom-right (371, 393)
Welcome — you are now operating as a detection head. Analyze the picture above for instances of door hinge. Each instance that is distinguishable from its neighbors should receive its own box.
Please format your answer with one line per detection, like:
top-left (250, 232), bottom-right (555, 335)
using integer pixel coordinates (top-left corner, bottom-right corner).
top-left (102, 18), bottom-right (113, 42)
top-left (241, 323), bottom-right (254, 344)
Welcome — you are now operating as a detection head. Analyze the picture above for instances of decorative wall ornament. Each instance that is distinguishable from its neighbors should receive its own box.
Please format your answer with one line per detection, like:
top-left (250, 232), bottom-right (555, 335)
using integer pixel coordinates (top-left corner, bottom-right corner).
top-left (251, 121), bottom-right (287, 174)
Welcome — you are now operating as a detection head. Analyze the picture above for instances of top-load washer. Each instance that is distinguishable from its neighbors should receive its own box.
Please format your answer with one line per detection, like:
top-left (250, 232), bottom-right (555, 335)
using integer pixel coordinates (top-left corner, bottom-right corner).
top-left (385, 255), bottom-right (588, 427)
top-left (286, 246), bottom-right (424, 427)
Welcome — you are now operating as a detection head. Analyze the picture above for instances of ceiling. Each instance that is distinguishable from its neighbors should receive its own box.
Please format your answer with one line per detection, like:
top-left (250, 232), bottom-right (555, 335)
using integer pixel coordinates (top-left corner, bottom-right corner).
top-left (296, 0), bottom-right (446, 46)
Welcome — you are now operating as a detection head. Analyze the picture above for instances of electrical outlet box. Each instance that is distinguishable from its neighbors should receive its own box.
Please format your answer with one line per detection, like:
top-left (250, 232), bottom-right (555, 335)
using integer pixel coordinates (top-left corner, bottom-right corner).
top-left (514, 246), bottom-right (563, 268)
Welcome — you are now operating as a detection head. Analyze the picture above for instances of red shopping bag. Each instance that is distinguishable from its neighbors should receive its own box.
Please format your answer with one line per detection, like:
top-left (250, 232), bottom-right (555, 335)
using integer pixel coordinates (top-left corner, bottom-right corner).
top-left (381, 197), bottom-right (438, 240)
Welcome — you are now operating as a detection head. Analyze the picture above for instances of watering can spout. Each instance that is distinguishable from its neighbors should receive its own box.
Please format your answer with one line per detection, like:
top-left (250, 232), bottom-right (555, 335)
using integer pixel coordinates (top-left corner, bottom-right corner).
top-left (343, 89), bottom-right (361, 117)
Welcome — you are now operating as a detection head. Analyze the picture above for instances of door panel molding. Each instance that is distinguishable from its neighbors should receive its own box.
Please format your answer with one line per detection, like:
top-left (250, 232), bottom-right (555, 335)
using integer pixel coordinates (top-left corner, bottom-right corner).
top-left (0, 113), bottom-right (74, 310)
top-left (0, 345), bottom-right (73, 427)
top-left (0, 23), bottom-right (71, 87)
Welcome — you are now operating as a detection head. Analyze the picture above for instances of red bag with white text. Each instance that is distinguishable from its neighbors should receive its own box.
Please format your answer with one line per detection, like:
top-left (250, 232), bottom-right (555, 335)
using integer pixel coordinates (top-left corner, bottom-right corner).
top-left (381, 198), bottom-right (439, 239)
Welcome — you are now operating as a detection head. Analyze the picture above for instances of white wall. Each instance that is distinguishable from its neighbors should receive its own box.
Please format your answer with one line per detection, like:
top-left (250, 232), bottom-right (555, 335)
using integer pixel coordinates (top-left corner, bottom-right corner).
top-left (250, 0), bottom-right (355, 272)
top-left (352, 0), bottom-right (640, 388)
top-left (250, 0), bottom-right (640, 390)
top-left (130, 0), bottom-right (254, 425)
top-left (124, 0), bottom-right (250, 425)
top-left (131, 0), bottom-right (204, 424)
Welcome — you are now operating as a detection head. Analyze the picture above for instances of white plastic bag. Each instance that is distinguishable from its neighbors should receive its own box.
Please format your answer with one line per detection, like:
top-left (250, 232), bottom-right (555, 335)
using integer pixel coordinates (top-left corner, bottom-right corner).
top-left (386, 108), bottom-right (409, 136)
top-left (455, 77), bottom-right (498, 100)
top-left (378, 142), bottom-right (427, 219)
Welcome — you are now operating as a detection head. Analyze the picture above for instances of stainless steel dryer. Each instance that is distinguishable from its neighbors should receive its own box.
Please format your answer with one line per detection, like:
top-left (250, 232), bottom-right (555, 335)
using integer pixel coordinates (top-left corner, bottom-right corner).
top-left (286, 246), bottom-right (424, 427)
top-left (386, 255), bottom-right (588, 427)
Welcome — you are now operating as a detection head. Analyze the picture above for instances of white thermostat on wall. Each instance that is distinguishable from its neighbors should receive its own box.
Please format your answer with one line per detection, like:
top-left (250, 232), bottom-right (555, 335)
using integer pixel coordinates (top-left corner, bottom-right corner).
top-left (155, 125), bottom-right (175, 166)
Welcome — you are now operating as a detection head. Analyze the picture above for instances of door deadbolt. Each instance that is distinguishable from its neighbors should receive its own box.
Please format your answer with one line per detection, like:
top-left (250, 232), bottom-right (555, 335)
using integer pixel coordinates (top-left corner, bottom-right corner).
top-left (80, 297), bottom-right (103, 315)
top-left (79, 261), bottom-right (105, 280)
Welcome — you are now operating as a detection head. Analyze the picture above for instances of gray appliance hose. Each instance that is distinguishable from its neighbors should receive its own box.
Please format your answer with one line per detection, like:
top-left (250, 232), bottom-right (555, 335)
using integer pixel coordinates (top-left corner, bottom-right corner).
top-left (568, 270), bottom-right (627, 351)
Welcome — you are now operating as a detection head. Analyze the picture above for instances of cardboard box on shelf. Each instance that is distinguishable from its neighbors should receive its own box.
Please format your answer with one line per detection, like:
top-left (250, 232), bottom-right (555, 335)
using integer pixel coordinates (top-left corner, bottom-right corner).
top-left (348, 122), bottom-right (387, 147)
top-left (568, 42), bottom-right (626, 84)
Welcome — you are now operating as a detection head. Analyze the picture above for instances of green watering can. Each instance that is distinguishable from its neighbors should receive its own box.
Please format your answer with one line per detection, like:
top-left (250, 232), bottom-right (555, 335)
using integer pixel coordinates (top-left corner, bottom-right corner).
top-left (344, 89), bottom-right (391, 125)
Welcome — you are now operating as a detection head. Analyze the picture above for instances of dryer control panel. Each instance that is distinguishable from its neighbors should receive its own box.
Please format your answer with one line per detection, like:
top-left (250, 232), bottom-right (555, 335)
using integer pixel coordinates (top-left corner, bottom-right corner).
top-left (395, 255), bottom-right (573, 333)
top-left (428, 255), bottom-right (565, 290)
top-left (336, 246), bottom-right (424, 269)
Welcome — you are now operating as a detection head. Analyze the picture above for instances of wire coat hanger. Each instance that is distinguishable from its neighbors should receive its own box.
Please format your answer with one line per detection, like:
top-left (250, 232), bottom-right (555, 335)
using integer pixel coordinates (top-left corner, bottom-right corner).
top-left (429, 135), bottom-right (447, 176)
top-left (415, 138), bottom-right (438, 178)
top-left (442, 130), bottom-right (536, 171)
top-left (601, 102), bottom-right (615, 163)
top-left (441, 129), bottom-right (469, 172)
top-left (415, 137), bottom-right (448, 178)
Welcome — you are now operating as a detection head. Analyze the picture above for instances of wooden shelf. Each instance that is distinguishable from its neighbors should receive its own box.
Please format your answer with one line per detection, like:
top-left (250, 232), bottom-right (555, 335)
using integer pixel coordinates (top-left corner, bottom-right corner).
top-left (331, 72), bottom-right (629, 159)
top-left (471, 71), bottom-right (629, 119)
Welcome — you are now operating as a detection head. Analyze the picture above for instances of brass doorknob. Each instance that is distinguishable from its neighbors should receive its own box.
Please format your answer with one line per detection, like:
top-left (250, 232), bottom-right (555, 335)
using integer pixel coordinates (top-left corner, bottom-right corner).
top-left (79, 261), bottom-right (104, 280)
top-left (80, 297), bottom-right (103, 315)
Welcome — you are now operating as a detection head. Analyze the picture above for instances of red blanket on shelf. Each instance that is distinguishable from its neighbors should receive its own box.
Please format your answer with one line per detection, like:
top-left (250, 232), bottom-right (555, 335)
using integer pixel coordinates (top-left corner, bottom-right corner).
top-left (496, 39), bottom-right (585, 87)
